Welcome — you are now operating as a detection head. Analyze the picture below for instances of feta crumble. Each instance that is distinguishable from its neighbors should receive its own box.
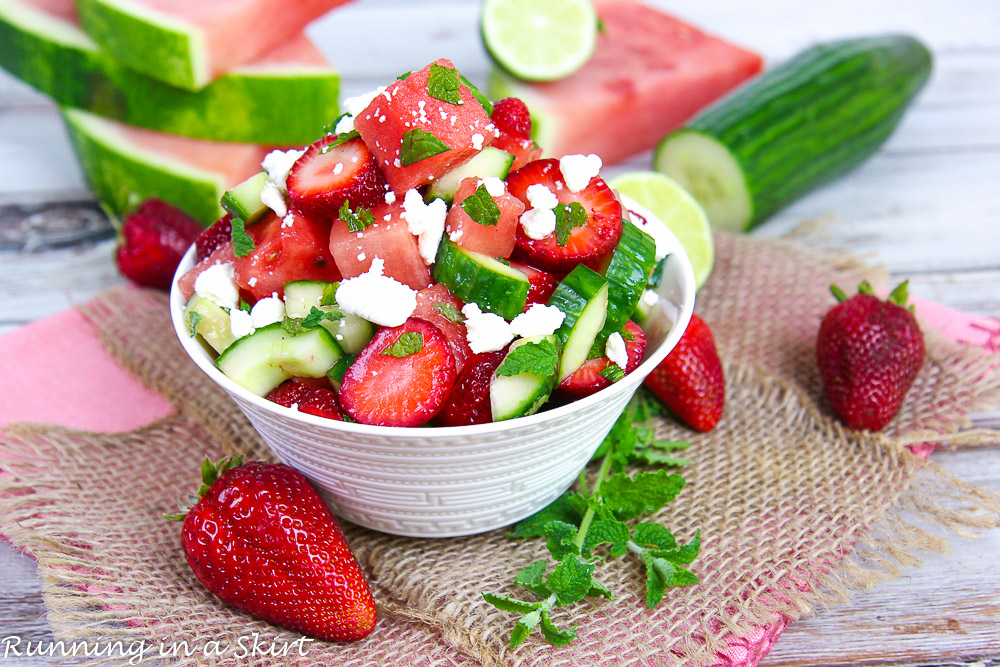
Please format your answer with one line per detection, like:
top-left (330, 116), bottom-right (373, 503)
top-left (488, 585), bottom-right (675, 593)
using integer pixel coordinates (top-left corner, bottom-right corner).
top-left (336, 86), bottom-right (388, 134)
top-left (479, 176), bottom-right (506, 198)
top-left (261, 148), bottom-right (305, 191)
top-left (384, 191), bottom-right (397, 205)
top-left (559, 154), bottom-right (602, 193)
top-left (519, 207), bottom-right (557, 240)
top-left (194, 262), bottom-right (239, 310)
top-left (526, 183), bottom-right (558, 210)
top-left (606, 332), bottom-right (628, 370)
top-left (250, 295), bottom-right (285, 329)
top-left (260, 180), bottom-right (287, 218)
top-left (462, 303), bottom-right (514, 353)
top-left (401, 188), bottom-right (447, 265)
top-left (510, 304), bottom-right (565, 338)
top-left (229, 308), bottom-right (254, 338)
top-left (335, 258), bottom-right (417, 327)
top-left (281, 213), bottom-right (295, 229)
top-left (471, 132), bottom-right (485, 150)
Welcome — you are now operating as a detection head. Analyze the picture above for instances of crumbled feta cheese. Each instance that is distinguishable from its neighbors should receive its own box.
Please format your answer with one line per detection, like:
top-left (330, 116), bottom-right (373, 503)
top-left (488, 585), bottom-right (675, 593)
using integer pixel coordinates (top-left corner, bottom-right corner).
top-left (559, 154), bottom-right (602, 193)
top-left (194, 262), bottom-right (239, 310)
top-left (401, 188), bottom-right (447, 265)
top-left (620, 195), bottom-right (672, 261)
top-left (449, 228), bottom-right (464, 242)
top-left (335, 258), bottom-right (417, 327)
top-left (248, 277), bottom-right (257, 288)
top-left (519, 207), bottom-right (557, 240)
top-left (261, 148), bottom-right (305, 192)
top-left (384, 191), bottom-right (397, 205)
top-left (525, 183), bottom-right (558, 210)
top-left (229, 308), bottom-right (254, 338)
top-left (510, 304), bottom-right (565, 338)
top-left (334, 86), bottom-right (388, 134)
top-left (281, 213), bottom-right (295, 229)
top-left (479, 176), bottom-right (506, 198)
top-left (462, 303), bottom-right (514, 353)
top-left (334, 114), bottom-right (354, 134)
top-left (260, 180), bottom-right (287, 217)
top-left (606, 332), bottom-right (628, 370)
top-left (357, 252), bottom-right (366, 261)
top-left (471, 133), bottom-right (485, 150)
top-left (250, 296), bottom-right (285, 329)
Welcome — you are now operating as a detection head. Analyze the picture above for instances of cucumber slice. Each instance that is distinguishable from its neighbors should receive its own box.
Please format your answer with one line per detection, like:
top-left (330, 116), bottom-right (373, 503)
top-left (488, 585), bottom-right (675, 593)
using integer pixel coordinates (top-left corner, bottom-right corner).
top-left (283, 280), bottom-right (376, 355)
top-left (631, 289), bottom-right (658, 325)
top-left (425, 147), bottom-right (514, 204)
top-left (599, 219), bottom-right (656, 340)
top-left (184, 295), bottom-right (236, 353)
top-left (221, 172), bottom-right (269, 224)
top-left (433, 240), bottom-right (530, 320)
top-left (490, 335), bottom-right (559, 421)
top-left (215, 322), bottom-right (343, 396)
top-left (547, 266), bottom-right (609, 382)
top-left (326, 353), bottom-right (356, 391)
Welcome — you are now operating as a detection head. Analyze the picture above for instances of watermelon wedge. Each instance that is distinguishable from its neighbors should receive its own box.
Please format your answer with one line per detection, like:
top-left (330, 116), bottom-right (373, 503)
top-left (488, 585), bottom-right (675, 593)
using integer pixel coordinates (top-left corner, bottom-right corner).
top-left (62, 107), bottom-right (271, 224)
top-left (487, 0), bottom-right (763, 165)
top-left (74, 0), bottom-right (352, 91)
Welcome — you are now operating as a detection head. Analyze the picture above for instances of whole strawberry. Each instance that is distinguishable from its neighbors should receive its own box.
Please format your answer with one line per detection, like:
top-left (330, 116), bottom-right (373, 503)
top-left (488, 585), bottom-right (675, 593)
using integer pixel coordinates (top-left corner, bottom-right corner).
top-left (643, 314), bottom-right (725, 432)
top-left (168, 456), bottom-right (377, 641)
top-left (115, 199), bottom-right (203, 290)
top-left (816, 281), bottom-right (925, 431)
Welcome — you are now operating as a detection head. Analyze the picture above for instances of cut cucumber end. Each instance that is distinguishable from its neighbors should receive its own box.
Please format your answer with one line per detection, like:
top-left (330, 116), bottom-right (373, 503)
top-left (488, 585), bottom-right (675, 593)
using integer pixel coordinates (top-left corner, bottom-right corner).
top-left (221, 171), bottom-right (269, 224)
top-left (426, 147), bottom-right (514, 205)
top-left (654, 130), bottom-right (753, 233)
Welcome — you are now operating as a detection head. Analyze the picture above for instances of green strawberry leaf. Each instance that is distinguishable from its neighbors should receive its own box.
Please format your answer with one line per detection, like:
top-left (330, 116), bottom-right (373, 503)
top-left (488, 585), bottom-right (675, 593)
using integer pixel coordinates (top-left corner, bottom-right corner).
top-left (427, 63), bottom-right (463, 105)
top-left (546, 555), bottom-right (595, 606)
top-left (496, 338), bottom-right (559, 378)
top-left (460, 183), bottom-right (502, 227)
top-left (539, 610), bottom-right (576, 647)
top-left (510, 609), bottom-right (542, 648)
top-left (601, 469), bottom-right (685, 519)
top-left (400, 128), bottom-right (451, 166)
top-left (482, 592), bottom-right (539, 614)
top-left (582, 518), bottom-right (630, 559)
top-left (544, 520), bottom-right (579, 561)
top-left (888, 280), bottom-right (910, 308)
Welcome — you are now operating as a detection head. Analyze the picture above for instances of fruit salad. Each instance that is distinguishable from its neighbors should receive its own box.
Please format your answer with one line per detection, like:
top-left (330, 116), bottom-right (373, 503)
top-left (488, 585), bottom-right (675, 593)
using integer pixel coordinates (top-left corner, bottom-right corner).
top-left (177, 58), bottom-right (673, 428)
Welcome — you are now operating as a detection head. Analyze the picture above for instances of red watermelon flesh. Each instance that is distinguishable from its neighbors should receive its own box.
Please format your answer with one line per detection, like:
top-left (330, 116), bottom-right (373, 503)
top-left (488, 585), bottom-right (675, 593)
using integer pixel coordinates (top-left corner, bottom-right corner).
top-left (498, 0), bottom-right (762, 164)
top-left (354, 58), bottom-right (498, 193)
top-left (328, 201), bottom-right (432, 290)
top-left (232, 210), bottom-right (342, 301)
top-left (445, 177), bottom-right (525, 259)
top-left (177, 242), bottom-right (237, 303)
top-left (413, 283), bottom-right (472, 374)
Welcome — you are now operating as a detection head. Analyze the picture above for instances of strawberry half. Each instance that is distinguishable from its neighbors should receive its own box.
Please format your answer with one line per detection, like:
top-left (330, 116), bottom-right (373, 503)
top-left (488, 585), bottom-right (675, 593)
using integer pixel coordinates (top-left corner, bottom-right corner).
top-left (286, 134), bottom-right (388, 219)
top-left (506, 158), bottom-right (623, 273)
top-left (490, 97), bottom-right (542, 171)
top-left (339, 318), bottom-right (457, 427)
top-left (558, 321), bottom-right (646, 399)
top-left (195, 214), bottom-right (233, 262)
top-left (266, 379), bottom-right (344, 421)
top-left (508, 260), bottom-right (559, 308)
top-left (435, 350), bottom-right (507, 426)
top-left (115, 199), bottom-right (204, 290)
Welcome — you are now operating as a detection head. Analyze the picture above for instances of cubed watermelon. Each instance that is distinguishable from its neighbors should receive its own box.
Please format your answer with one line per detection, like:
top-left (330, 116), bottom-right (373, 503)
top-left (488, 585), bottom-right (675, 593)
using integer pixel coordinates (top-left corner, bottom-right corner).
top-left (329, 201), bottom-right (432, 290)
top-left (413, 283), bottom-right (472, 374)
top-left (445, 177), bottom-right (525, 259)
top-left (178, 242), bottom-right (237, 303)
top-left (354, 58), bottom-right (498, 193)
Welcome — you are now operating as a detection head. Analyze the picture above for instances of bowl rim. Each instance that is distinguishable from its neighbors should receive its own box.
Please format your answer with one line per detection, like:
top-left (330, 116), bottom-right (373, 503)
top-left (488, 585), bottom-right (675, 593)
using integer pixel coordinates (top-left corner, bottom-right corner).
top-left (170, 217), bottom-right (696, 438)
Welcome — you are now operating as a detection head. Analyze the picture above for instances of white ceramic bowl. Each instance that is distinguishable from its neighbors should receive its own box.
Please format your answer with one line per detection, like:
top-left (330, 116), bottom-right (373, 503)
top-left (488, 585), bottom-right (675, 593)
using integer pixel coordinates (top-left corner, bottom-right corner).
top-left (170, 226), bottom-right (695, 538)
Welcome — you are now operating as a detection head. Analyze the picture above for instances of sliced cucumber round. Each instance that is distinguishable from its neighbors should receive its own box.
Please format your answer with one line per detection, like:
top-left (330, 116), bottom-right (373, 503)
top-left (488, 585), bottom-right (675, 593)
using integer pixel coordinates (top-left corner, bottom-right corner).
top-left (184, 294), bottom-right (236, 354)
top-left (490, 334), bottom-right (559, 421)
top-left (433, 240), bottom-right (530, 320)
top-left (425, 147), bottom-right (514, 204)
top-left (283, 280), bottom-right (375, 355)
top-left (547, 265), bottom-right (609, 382)
top-left (221, 171), bottom-right (269, 225)
top-left (599, 219), bottom-right (656, 340)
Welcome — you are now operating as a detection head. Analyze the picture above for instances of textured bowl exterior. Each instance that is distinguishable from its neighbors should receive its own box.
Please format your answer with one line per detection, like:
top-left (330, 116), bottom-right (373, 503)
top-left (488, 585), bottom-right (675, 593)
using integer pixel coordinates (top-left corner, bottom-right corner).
top-left (170, 225), bottom-right (695, 538)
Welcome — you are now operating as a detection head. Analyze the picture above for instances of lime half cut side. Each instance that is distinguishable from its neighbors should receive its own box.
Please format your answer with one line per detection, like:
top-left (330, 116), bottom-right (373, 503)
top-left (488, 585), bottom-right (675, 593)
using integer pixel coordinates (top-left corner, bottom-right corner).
top-left (610, 171), bottom-right (715, 290)
top-left (481, 0), bottom-right (597, 82)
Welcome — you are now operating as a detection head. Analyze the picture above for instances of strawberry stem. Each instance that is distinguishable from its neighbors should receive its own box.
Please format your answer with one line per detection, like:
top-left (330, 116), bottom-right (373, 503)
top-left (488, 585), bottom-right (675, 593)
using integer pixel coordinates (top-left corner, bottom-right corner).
top-left (857, 280), bottom-right (875, 296)
top-left (829, 284), bottom-right (849, 303)
top-left (887, 280), bottom-right (910, 308)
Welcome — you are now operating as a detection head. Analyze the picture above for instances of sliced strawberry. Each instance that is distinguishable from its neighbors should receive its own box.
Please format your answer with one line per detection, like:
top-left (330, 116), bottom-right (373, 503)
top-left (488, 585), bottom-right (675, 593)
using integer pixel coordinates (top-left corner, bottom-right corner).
top-left (506, 158), bottom-right (623, 273)
top-left (266, 380), bottom-right (344, 421)
top-left (491, 97), bottom-right (532, 140)
top-left (435, 350), bottom-right (507, 426)
top-left (557, 321), bottom-right (647, 399)
top-left (413, 283), bottom-right (472, 374)
top-left (508, 260), bottom-right (559, 309)
top-left (286, 134), bottom-right (388, 219)
top-left (339, 318), bottom-right (456, 427)
top-left (196, 214), bottom-right (234, 262)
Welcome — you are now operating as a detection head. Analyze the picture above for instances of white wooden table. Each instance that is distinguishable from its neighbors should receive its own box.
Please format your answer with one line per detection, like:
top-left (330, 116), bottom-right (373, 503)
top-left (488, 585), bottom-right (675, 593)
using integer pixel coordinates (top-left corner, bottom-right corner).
top-left (1, 0), bottom-right (999, 664)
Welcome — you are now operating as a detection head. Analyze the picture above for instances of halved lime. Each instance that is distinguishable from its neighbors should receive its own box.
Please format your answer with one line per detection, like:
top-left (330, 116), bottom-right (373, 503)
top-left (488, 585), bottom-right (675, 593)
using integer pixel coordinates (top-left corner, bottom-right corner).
top-left (609, 171), bottom-right (715, 289)
top-left (481, 0), bottom-right (597, 82)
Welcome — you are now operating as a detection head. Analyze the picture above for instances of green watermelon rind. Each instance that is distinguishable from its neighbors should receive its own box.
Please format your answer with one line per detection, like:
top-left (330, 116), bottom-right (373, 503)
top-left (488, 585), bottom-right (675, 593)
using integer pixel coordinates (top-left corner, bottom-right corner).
top-left (61, 107), bottom-right (228, 224)
top-left (0, 1), bottom-right (339, 145)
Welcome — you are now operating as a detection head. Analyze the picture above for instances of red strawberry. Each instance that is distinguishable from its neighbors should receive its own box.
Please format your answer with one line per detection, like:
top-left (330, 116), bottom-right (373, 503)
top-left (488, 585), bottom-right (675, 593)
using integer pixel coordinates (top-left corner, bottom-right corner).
top-left (115, 199), bottom-right (203, 290)
top-left (266, 379), bottom-right (344, 421)
top-left (339, 318), bottom-right (457, 426)
top-left (195, 214), bottom-right (233, 262)
top-left (816, 281), bottom-right (925, 431)
top-left (506, 158), bottom-right (623, 273)
top-left (287, 134), bottom-right (388, 219)
top-left (508, 261), bottom-right (559, 308)
top-left (491, 97), bottom-right (532, 140)
top-left (643, 314), bottom-right (725, 432)
top-left (435, 350), bottom-right (507, 426)
top-left (558, 321), bottom-right (647, 399)
top-left (170, 456), bottom-right (376, 641)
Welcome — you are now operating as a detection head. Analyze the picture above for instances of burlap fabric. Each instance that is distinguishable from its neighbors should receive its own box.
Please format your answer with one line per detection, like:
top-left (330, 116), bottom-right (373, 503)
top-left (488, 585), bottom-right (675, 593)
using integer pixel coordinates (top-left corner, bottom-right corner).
top-left (2, 231), bottom-right (999, 666)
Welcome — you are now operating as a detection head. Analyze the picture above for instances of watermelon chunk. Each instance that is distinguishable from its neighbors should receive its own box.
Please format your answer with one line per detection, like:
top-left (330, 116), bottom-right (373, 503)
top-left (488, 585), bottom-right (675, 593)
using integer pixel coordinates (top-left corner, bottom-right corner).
top-left (488, 0), bottom-right (763, 165)
top-left (445, 177), bottom-right (525, 259)
top-left (413, 283), bottom-right (472, 374)
top-left (74, 0), bottom-right (352, 90)
top-left (61, 107), bottom-right (270, 223)
top-left (178, 242), bottom-right (237, 303)
top-left (0, 0), bottom-right (340, 144)
top-left (353, 58), bottom-right (498, 193)
top-left (328, 201), bottom-right (432, 290)
top-left (232, 210), bottom-right (342, 301)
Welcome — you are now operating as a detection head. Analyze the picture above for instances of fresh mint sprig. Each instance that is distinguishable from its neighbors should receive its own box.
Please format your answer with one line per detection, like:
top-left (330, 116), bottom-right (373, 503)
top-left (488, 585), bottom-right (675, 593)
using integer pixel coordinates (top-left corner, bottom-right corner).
top-left (460, 184), bottom-right (501, 227)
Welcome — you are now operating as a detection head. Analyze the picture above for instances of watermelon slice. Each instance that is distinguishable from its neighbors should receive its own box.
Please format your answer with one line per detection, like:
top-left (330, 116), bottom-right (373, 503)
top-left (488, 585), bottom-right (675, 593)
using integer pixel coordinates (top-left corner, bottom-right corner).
top-left (0, 0), bottom-right (340, 144)
top-left (62, 107), bottom-right (270, 224)
top-left (487, 0), bottom-right (763, 165)
top-left (74, 0), bottom-right (352, 91)
top-left (445, 177), bottom-right (525, 258)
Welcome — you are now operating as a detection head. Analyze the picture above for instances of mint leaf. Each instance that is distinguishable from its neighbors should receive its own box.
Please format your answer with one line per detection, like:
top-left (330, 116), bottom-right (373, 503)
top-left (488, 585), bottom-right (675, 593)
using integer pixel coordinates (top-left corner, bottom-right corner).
top-left (514, 560), bottom-right (550, 597)
top-left (587, 577), bottom-right (614, 600)
top-left (460, 184), bottom-right (501, 227)
top-left (496, 338), bottom-right (559, 378)
top-left (302, 306), bottom-right (343, 328)
top-left (239, 299), bottom-right (251, 312)
top-left (633, 449), bottom-right (690, 467)
top-left (539, 610), bottom-right (576, 647)
top-left (433, 301), bottom-right (465, 323)
top-left (231, 216), bottom-right (255, 257)
top-left (320, 282), bottom-right (339, 306)
top-left (340, 200), bottom-right (375, 233)
top-left (601, 469), bottom-right (685, 520)
top-left (426, 63), bottom-right (463, 105)
top-left (511, 609), bottom-right (541, 648)
top-left (382, 331), bottom-right (423, 358)
top-left (544, 521), bottom-right (579, 561)
top-left (554, 201), bottom-right (586, 246)
top-left (482, 592), bottom-right (539, 614)
top-left (322, 112), bottom-right (349, 135)
top-left (631, 522), bottom-right (677, 551)
top-left (400, 128), bottom-right (450, 166)
top-left (582, 519), bottom-right (630, 559)
top-left (188, 311), bottom-right (202, 338)
top-left (321, 129), bottom-right (360, 153)
top-left (546, 555), bottom-right (595, 606)
top-left (280, 317), bottom-right (311, 335)
top-left (511, 493), bottom-right (584, 538)
top-left (642, 552), bottom-right (698, 608)
top-left (600, 363), bottom-right (625, 383)
top-left (649, 530), bottom-right (700, 565)
top-left (397, 70), bottom-right (412, 80)
top-left (460, 74), bottom-right (493, 115)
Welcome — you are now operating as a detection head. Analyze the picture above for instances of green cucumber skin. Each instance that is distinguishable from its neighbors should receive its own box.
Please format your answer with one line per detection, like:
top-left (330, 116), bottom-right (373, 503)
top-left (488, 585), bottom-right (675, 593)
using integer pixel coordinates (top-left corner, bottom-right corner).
top-left (547, 265), bottom-right (609, 346)
top-left (433, 241), bottom-right (529, 321)
top-left (662, 35), bottom-right (932, 230)
top-left (0, 5), bottom-right (338, 144)
top-left (599, 220), bottom-right (656, 340)
top-left (221, 172), bottom-right (269, 223)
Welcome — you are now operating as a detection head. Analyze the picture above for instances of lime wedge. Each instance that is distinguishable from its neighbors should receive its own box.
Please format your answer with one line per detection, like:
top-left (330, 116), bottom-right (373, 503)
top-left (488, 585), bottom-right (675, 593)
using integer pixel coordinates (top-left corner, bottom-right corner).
top-left (481, 0), bottom-right (597, 82)
top-left (610, 171), bottom-right (715, 289)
